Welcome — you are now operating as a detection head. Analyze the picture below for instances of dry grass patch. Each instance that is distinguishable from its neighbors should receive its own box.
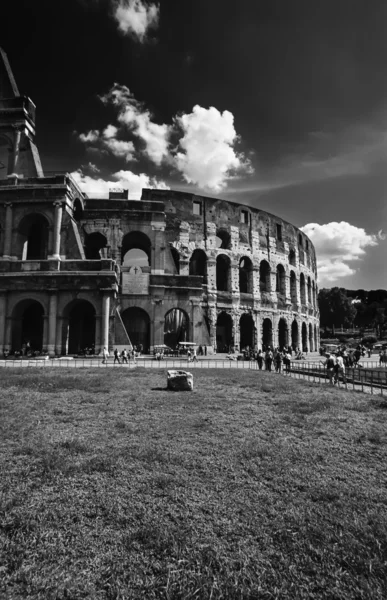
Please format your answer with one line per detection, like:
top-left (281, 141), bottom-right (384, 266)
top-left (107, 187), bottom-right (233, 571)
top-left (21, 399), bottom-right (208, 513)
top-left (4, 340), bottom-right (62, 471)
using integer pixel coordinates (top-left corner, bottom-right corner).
top-left (0, 368), bottom-right (386, 599)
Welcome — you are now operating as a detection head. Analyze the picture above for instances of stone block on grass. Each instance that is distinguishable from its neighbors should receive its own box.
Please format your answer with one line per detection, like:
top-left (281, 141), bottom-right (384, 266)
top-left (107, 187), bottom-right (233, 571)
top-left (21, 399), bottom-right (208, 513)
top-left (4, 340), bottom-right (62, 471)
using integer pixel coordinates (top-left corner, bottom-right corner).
top-left (167, 370), bottom-right (193, 391)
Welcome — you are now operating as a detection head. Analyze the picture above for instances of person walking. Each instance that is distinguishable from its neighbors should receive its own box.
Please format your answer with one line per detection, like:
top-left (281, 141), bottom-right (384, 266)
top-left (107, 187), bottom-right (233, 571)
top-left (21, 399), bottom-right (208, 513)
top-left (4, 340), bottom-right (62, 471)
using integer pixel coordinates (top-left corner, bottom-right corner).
top-left (322, 353), bottom-right (335, 385)
top-left (114, 348), bottom-right (121, 365)
top-left (284, 350), bottom-right (291, 373)
top-left (192, 348), bottom-right (198, 362)
top-left (274, 350), bottom-right (283, 374)
top-left (334, 352), bottom-right (346, 385)
top-left (257, 349), bottom-right (263, 370)
top-left (265, 348), bottom-right (273, 372)
top-left (102, 347), bottom-right (109, 364)
top-left (121, 349), bottom-right (128, 364)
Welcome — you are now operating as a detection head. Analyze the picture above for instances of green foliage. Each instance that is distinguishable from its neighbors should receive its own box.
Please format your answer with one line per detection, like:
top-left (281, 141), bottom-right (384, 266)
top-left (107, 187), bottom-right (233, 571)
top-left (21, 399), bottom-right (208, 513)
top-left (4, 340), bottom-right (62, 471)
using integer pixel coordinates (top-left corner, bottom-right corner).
top-left (362, 335), bottom-right (378, 345)
top-left (318, 287), bottom-right (357, 328)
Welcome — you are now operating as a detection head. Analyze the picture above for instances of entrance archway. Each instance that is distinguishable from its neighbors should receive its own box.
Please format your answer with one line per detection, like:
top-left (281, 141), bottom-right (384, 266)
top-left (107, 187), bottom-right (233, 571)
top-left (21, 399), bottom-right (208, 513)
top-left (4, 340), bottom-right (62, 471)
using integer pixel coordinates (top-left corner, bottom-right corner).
top-left (278, 318), bottom-right (288, 349)
top-left (66, 300), bottom-right (96, 354)
top-left (189, 249), bottom-right (207, 282)
top-left (302, 322), bottom-right (308, 352)
top-left (164, 308), bottom-right (189, 348)
top-left (84, 232), bottom-right (107, 260)
top-left (262, 318), bottom-right (272, 348)
top-left (12, 299), bottom-right (44, 353)
top-left (216, 254), bottom-right (231, 291)
top-left (309, 323), bottom-right (314, 351)
top-left (121, 231), bottom-right (151, 267)
top-left (121, 307), bottom-right (150, 352)
top-left (240, 313), bottom-right (254, 350)
top-left (216, 312), bottom-right (233, 352)
top-left (291, 320), bottom-right (299, 350)
top-left (18, 214), bottom-right (49, 260)
top-left (239, 257), bottom-right (253, 293)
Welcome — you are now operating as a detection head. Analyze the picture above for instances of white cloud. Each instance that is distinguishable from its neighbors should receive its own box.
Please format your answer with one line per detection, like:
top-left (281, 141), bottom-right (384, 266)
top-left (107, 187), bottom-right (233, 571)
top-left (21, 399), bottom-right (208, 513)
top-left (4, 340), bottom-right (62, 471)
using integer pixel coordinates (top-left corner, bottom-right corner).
top-left (301, 221), bottom-right (378, 285)
top-left (70, 168), bottom-right (169, 199)
top-left (113, 0), bottom-right (159, 41)
top-left (174, 105), bottom-right (253, 192)
top-left (78, 123), bottom-right (136, 161)
top-left (79, 130), bottom-right (100, 143)
top-left (101, 84), bottom-right (170, 165)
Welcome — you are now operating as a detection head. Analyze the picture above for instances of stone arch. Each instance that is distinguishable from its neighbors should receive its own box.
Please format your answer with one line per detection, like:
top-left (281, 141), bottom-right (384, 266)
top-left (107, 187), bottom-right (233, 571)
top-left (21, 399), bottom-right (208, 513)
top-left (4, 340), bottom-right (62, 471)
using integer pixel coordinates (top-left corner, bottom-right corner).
top-left (216, 311), bottom-right (233, 352)
top-left (309, 323), bottom-right (314, 352)
top-left (215, 229), bottom-right (231, 250)
top-left (84, 231), bottom-right (107, 260)
top-left (121, 307), bottom-right (150, 353)
top-left (291, 320), bottom-right (299, 350)
top-left (260, 260), bottom-right (271, 293)
top-left (239, 256), bottom-right (253, 293)
top-left (216, 254), bottom-right (231, 291)
top-left (302, 322), bottom-right (308, 352)
top-left (17, 213), bottom-right (49, 260)
top-left (262, 317), bottom-right (273, 348)
top-left (276, 264), bottom-right (286, 295)
top-left (290, 270), bottom-right (297, 304)
top-left (73, 198), bottom-right (84, 222)
top-left (278, 318), bottom-right (288, 349)
top-left (298, 233), bottom-right (303, 247)
top-left (170, 247), bottom-right (180, 274)
top-left (307, 276), bottom-right (312, 304)
top-left (164, 308), bottom-right (189, 348)
top-left (189, 249), bottom-right (207, 282)
top-left (62, 299), bottom-right (96, 355)
top-left (121, 231), bottom-right (151, 267)
top-left (288, 248), bottom-right (296, 266)
top-left (11, 299), bottom-right (45, 353)
top-left (240, 313), bottom-right (254, 350)
top-left (300, 272), bottom-right (306, 305)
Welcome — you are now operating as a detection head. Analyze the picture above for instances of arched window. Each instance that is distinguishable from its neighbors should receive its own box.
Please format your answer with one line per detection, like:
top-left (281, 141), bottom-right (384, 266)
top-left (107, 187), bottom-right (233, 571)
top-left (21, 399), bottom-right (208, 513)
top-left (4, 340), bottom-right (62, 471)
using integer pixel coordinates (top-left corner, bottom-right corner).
top-left (276, 264), bottom-right (286, 295)
top-left (215, 229), bottom-right (231, 250)
top-left (307, 276), bottom-right (312, 304)
top-left (278, 318), bottom-right (288, 349)
top-left (189, 249), bottom-right (207, 282)
top-left (302, 322), bottom-right (308, 352)
top-left (216, 254), bottom-right (231, 291)
top-left (298, 234), bottom-right (303, 247)
top-left (216, 312), bottom-right (233, 352)
top-left (290, 271), bottom-right (297, 304)
top-left (73, 199), bottom-right (83, 222)
top-left (288, 248), bottom-right (296, 266)
top-left (259, 260), bottom-right (271, 293)
top-left (85, 232), bottom-right (107, 260)
top-left (239, 256), bottom-right (253, 293)
top-left (164, 308), bottom-right (189, 348)
top-left (291, 320), bottom-right (299, 350)
top-left (121, 231), bottom-right (151, 268)
top-left (300, 273), bottom-right (306, 305)
top-left (262, 318), bottom-right (272, 348)
top-left (18, 214), bottom-right (49, 260)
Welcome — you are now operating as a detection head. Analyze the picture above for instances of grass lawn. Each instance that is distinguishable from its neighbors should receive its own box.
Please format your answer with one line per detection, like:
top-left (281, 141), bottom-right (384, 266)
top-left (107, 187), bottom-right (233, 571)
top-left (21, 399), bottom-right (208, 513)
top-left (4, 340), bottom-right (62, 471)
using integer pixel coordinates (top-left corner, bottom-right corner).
top-left (1, 368), bottom-right (387, 599)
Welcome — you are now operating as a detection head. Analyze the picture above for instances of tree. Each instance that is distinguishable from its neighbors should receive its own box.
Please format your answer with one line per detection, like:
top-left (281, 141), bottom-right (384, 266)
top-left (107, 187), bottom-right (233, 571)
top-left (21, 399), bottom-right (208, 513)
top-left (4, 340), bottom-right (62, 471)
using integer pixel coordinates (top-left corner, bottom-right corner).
top-left (318, 287), bottom-right (357, 329)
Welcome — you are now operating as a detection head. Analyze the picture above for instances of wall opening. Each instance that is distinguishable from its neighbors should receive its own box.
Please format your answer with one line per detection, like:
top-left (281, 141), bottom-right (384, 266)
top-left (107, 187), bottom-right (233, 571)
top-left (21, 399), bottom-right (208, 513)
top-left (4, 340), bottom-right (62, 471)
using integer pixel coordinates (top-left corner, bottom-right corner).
top-left (18, 214), bottom-right (49, 260)
top-left (215, 229), bottom-right (231, 250)
top-left (164, 308), bottom-right (189, 348)
top-left (216, 254), bottom-right (231, 292)
top-left (291, 320), bottom-right (299, 350)
top-left (240, 313), bottom-right (254, 350)
top-left (216, 311), bottom-right (233, 352)
top-left (276, 264), bottom-right (286, 295)
top-left (170, 247), bottom-right (180, 274)
top-left (300, 273), bottom-right (306, 305)
top-left (239, 256), bottom-right (253, 293)
top-left (262, 318), bottom-right (272, 348)
top-left (288, 248), bottom-right (296, 266)
top-left (290, 271), bottom-right (297, 304)
top-left (85, 232), bottom-right (108, 260)
top-left (12, 299), bottom-right (44, 353)
top-left (302, 322), bottom-right (308, 352)
top-left (122, 307), bottom-right (150, 352)
top-left (307, 277), bottom-right (312, 304)
top-left (121, 231), bottom-right (151, 267)
top-left (189, 249), bottom-right (207, 282)
top-left (309, 323), bottom-right (314, 352)
top-left (278, 318), bottom-right (288, 349)
top-left (67, 300), bottom-right (96, 355)
top-left (259, 260), bottom-right (271, 293)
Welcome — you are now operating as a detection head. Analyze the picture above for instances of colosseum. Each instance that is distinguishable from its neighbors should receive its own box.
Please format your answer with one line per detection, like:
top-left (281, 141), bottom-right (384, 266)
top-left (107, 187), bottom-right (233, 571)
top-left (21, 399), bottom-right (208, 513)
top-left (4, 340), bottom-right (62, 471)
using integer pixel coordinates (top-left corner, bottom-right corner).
top-left (0, 48), bottom-right (319, 356)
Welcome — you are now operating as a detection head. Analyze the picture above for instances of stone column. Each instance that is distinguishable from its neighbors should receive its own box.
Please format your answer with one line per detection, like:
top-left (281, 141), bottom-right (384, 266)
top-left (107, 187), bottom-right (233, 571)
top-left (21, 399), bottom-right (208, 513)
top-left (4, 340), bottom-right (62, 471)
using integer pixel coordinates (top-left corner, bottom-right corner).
top-left (4, 315), bottom-right (12, 352)
top-left (50, 202), bottom-right (63, 259)
top-left (95, 315), bottom-right (102, 354)
top-left (55, 316), bottom-right (63, 356)
top-left (42, 315), bottom-right (49, 352)
top-left (47, 292), bottom-right (58, 357)
top-left (101, 293), bottom-right (110, 351)
top-left (206, 259), bottom-right (217, 292)
top-left (232, 312), bottom-right (240, 351)
top-left (2, 203), bottom-right (13, 259)
top-left (0, 293), bottom-right (7, 354)
top-left (191, 300), bottom-right (201, 343)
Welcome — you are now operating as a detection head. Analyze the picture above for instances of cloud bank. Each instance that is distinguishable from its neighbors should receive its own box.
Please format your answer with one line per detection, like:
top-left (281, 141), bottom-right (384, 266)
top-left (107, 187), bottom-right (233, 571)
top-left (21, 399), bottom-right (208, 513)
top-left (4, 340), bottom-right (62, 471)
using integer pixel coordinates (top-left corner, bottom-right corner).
top-left (78, 85), bottom-right (253, 192)
top-left (301, 221), bottom-right (378, 285)
top-left (71, 168), bottom-right (169, 199)
top-left (113, 0), bottom-right (159, 41)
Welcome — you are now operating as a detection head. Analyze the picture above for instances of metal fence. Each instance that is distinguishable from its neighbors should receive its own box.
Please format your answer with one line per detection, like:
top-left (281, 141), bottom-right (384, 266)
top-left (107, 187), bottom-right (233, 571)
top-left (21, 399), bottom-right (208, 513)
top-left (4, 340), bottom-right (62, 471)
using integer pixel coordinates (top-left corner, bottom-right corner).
top-left (0, 357), bottom-right (386, 396)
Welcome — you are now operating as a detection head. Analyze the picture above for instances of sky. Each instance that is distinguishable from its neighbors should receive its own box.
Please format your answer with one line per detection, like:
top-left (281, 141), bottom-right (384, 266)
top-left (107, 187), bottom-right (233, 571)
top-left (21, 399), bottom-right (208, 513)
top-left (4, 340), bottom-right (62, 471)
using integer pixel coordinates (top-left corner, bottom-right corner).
top-left (1, 0), bottom-right (386, 290)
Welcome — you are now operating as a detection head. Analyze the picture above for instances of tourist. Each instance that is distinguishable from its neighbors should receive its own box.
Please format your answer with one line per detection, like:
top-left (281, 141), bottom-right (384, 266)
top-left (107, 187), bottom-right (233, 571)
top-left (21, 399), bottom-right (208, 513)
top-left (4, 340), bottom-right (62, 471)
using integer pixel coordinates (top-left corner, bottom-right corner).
top-left (114, 348), bottom-right (121, 364)
top-left (257, 349), bottom-right (263, 370)
top-left (284, 350), bottom-right (291, 373)
top-left (265, 347), bottom-right (273, 372)
top-left (334, 352), bottom-right (346, 385)
top-left (274, 350), bottom-right (283, 373)
top-left (121, 349), bottom-right (128, 364)
top-left (322, 353), bottom-right (335, 385)
top-left (192, 348), bottom-right (198, 362)
top-left (102, 347), bottom-right (109, 364)
top-left (187, 349), bottom-right (192, 362)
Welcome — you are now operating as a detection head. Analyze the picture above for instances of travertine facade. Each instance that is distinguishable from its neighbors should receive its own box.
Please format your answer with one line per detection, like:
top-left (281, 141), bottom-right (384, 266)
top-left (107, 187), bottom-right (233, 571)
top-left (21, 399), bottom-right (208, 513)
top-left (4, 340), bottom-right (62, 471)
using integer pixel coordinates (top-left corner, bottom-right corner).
top-left (0, 48), bottom-right (319, 356)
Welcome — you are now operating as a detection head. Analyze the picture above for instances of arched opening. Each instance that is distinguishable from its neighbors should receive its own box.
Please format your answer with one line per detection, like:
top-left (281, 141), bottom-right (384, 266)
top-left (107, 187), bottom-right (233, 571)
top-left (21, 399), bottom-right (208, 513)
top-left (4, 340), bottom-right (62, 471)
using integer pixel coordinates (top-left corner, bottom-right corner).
top-left (189, 249), bottom-right (207, 282)
top-left (239, 256), bottom-right (253, 293)
top-left (73, 199), bottom-right (83, 222)
top-left (290, 271), bottom-right (297, 305)
top-left (18, 214), bottom-right (49, 260)
top-left (298, 234), bottom-right (303, 247)
top-left (12, 299), bottom-right (44, 353)
top-left (307, 277), bottom-right (312, 304)
top-left (121, 307), bottom-right (150, 353)
top-left (121, 231), bottom-right (151, 267)
top-left (276, 264), bottom-right (286, 295)
top-left (312, 281), bottom-right (316, 308)
top-left (262, 318), bottom-right (272, 348)
top-left (302, 322), bottom-right (308, 352)
top-left (170, 247), bottom-right (180, 274)
top-left (240, 313), bottom-right (254, 350)
top-left (300, 273), bottom-right (306, 305)
top-left (84, 232), bottom-right (108, 260)
top-left (291, 320), bottom-right (299, 350)
top-left (314, 324), bottom-right (318, 351)
top-left (309, 323), bottom-right (314, 352)
top-left (260, 260), bottom-right (271, 293)
top-left (288, 248), bottom-right (296, 266)
top-left (216, 254), bottom-right (231, 292)
top-left (215, 229), bottom-right (231, 250)
top-left (66, 300), bottom-right (96, 355)
top-left (278, 318), bottom-right (288, 349)
top-left (0, 134), bottom-right (11, 180)
top-left (164, 308), bottom-right (189, 348)
top-left (216, 312), bottom-right (233, 352)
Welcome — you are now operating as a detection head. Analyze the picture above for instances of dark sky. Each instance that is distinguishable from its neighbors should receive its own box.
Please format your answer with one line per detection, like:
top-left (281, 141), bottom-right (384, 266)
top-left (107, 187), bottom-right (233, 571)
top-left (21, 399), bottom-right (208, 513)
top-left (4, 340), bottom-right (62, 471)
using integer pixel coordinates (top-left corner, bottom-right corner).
top-left (1, 0), bottom-right (386, 289)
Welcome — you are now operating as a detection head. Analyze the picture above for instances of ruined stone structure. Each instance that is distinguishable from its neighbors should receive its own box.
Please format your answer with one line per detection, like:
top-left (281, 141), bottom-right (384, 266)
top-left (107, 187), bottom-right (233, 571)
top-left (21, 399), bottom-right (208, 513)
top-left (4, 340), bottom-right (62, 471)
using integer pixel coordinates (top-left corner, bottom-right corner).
top-left (0, 48), bottom-right (319, 356)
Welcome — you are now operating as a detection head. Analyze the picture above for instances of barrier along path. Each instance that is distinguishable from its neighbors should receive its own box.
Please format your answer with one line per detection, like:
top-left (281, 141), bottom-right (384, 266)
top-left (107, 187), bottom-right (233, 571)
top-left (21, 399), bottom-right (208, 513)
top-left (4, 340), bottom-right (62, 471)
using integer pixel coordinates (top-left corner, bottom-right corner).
top-left (0, 356), bottom-right (386, 396)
